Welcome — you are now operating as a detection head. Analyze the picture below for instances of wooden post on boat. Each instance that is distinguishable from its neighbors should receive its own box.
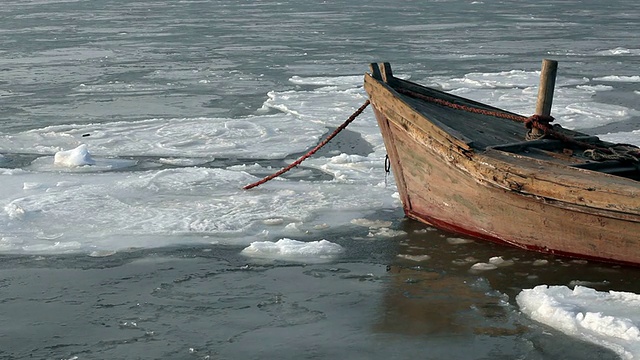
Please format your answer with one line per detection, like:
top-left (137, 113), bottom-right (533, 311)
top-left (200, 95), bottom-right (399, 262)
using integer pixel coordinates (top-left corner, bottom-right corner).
top-left (532, 59), bottom-right (558, 137)
top-left (379, 62), bottom-right (393, 83)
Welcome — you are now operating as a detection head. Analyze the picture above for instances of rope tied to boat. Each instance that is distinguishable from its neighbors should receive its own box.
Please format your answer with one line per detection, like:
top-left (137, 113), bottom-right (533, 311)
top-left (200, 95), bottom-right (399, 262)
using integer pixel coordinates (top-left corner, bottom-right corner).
top-left (243, 100), bottom-right (370, 190)
top-left (396, 88), bottom-right (640, 162)
top-left (584, 144), bottom-right (640, 163)
top-left (524, 114), bottom-right (554, 140)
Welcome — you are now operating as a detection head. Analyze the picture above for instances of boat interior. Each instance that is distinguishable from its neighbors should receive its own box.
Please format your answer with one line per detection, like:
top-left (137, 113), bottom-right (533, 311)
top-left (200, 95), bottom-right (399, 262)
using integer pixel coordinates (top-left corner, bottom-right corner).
top-left (393, 78), bottom-right (640, 182)
top-left (490, 139), bottom-right (640, 181)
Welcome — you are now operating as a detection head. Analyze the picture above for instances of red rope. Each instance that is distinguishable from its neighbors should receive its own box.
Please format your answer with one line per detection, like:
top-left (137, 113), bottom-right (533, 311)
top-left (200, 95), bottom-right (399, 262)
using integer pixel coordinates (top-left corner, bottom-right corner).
top-left (243, 100), bottom-right (370, 190)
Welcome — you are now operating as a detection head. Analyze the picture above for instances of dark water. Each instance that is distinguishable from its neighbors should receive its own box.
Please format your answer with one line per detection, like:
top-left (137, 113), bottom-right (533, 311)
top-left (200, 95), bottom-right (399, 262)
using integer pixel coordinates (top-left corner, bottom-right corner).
top-left (2, 220), bottom-right (637, 360)
top-left (2, 0), bottom-right (638, 132)
top-left (1, 0), bottom-right (640, 359)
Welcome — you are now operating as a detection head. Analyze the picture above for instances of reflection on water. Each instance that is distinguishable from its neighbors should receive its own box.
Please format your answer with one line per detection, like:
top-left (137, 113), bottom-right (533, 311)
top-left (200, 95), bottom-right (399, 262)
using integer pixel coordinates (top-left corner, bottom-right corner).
top-left (392, 218), bottom-right (640, 296)
top-left (372, 218), bottom-right (638, 359)
top-left (375, 219), bottom-right (523, 340)
top-left (375, 264), bottom-right (518, 336)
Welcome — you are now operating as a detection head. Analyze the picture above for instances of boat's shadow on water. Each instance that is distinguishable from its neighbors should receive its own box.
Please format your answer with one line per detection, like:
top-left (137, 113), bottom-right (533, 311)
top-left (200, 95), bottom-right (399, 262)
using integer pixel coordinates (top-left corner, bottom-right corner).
top-left (372, 218), bottom-right (639, 359)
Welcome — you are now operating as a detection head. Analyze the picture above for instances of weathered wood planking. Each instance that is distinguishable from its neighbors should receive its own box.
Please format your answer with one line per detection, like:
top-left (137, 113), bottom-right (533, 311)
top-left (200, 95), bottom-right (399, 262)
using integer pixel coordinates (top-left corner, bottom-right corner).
top-left (364, 63), bottom-right (640, 265)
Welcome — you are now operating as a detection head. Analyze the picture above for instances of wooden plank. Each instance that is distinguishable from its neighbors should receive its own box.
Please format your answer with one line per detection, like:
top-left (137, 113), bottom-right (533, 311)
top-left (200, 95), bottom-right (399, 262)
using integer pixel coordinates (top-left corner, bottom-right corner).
top-left (479, 149), bottom-right (640, 215)
top-left (365, 73), bottom-right (473, 151)
top-left (372, 106), bottom-right (412, 212)
top-left (380, 62), bottom-right (393, 83)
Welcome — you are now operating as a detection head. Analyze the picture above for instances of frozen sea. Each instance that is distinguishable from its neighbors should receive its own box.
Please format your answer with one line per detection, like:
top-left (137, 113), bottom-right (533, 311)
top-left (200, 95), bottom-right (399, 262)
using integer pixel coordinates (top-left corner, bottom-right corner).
top-left (1, 0), bottom-right (640, 359)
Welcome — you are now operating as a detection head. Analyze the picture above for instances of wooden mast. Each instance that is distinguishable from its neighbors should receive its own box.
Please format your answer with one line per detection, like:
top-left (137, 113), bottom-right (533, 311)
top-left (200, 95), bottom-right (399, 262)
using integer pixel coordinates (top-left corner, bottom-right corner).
top-left (532, 59), bottom-right (558, 137)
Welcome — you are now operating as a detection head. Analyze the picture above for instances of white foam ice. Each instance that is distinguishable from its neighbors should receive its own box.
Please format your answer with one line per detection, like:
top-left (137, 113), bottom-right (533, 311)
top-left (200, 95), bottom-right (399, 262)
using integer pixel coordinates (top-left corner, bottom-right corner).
top-left (429, 70), bottom-right (639, 130)
top-left (595, 47), bottom-right (640, 56)
top-left (447, 237), bottom-right (474, 245)
top-left (599, 130), bottom-right (640, 147)
top-left (367, 228), bottom-right (407, 238)
top-left (469, 256), bottom-right (514, 271)
top-left (0, 75), bottom-right (404, 255)
top-left (74, 81), bottom-right (174, 95)
top-left (0, 114), bottom-right (328, 159)
top-left (24, 143), bottom-right (137, 173)
top-left (288, 75), bottom-right (364, 87)
top-left (0, 165), bottom-right (397, 254)
top-left (29, 155), bottom-right (137, 173)
top-left (157, 157), bottom-right (214, 166)
top-left (532, 259), bottom-right (549, 266)
top-left (470, 262), bottom-right (498, 271)
top-left (576, 84), bottom-right (614, 92)
top-left (397, 254), bottom-right (431, 262)
top-left (0, 73), bottom-right (637, 256)
top-left (517, 285), bottom-right (640, 359)
top-left (0, 76), bottom-right (382, 162)
top-left (241, 238), bottom-right (344, 262)
top-left (433, 70), bottom-right (551, 90)
top-left (264, 76), bottom-right (383, 149)
top-left (53, 144), bottom-right (95, 167)
top-left (350, 218), bottom-right (393, 229)
top-left (563, 102), bottom-right (640, 129)
top-left (594, 75), bottom-right (640, 82)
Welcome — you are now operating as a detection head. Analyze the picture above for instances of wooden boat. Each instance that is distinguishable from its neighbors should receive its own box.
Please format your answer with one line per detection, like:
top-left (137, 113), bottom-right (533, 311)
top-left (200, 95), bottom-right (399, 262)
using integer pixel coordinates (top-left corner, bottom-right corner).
top-left (364, 62), bottom-right (640, 266)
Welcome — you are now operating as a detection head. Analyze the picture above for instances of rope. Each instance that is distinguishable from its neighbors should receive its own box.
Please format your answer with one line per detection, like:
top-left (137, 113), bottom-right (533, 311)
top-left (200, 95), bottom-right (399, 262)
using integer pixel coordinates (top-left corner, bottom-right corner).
top-left (584, 145), bottom-right (640, 163)
top-left (395, 88), bottom-right (632, 155)
top-left (243, 100), bottom-right (370, 190)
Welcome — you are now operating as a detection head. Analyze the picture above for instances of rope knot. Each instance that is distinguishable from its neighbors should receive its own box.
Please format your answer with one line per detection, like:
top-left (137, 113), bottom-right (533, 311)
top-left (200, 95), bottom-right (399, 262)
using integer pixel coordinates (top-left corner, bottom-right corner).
top-left (524, 114), bottom-right (554, 141)
top-left (524, 114), bottom-right (554, 130)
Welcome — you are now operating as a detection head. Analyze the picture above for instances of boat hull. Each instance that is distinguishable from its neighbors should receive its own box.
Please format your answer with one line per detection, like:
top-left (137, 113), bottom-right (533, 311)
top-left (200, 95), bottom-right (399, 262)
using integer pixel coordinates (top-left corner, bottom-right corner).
top-left (366, 70), bottom-right (640, 266)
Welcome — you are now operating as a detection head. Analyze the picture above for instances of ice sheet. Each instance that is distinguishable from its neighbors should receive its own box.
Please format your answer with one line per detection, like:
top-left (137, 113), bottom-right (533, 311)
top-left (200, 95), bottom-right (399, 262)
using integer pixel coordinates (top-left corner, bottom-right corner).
top-left (517, 285), bottom-right (640, 359)
top-left (0, 73), bottom-right (637, 256)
